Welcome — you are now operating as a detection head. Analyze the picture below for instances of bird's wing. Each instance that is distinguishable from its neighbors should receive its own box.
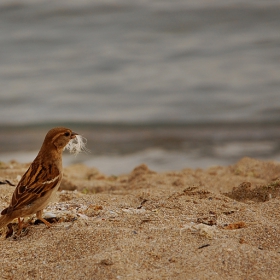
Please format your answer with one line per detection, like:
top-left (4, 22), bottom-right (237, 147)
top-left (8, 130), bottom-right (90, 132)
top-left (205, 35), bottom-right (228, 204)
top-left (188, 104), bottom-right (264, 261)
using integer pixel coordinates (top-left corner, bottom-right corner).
top-left (2, 161), bottom-right (61, 215)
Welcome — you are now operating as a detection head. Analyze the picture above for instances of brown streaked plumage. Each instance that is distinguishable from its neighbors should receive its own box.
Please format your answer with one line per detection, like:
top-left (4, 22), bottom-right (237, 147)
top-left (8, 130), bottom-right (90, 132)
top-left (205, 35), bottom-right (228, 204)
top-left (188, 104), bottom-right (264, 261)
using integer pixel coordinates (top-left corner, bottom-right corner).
top-left (0, 127), bottom-right (78, 234)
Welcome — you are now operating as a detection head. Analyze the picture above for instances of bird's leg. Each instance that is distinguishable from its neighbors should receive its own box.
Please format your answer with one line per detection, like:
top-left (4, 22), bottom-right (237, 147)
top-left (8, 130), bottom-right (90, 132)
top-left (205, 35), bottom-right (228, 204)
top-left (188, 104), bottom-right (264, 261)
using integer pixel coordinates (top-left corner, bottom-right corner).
top-left (17, 217), bottom-right (29, 234)
top-left (18, 217), bottom-right (23, 232)
top-left (36, 210), bottom-right (51, 228)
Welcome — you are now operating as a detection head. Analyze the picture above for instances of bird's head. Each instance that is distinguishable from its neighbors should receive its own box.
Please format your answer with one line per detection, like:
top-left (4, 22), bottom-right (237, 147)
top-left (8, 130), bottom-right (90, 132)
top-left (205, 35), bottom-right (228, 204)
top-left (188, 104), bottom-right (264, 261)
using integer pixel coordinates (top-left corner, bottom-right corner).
top-left (42, 127), bottom-right (78, 152)
top-left (40, 127), bottom-right (88, 156)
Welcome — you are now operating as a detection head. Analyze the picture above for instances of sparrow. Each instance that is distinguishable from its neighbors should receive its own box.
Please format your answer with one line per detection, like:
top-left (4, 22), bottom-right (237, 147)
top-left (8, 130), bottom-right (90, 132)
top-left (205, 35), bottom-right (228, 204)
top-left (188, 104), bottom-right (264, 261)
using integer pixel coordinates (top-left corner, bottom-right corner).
top-left (0, 127), bottom-right (79, 234)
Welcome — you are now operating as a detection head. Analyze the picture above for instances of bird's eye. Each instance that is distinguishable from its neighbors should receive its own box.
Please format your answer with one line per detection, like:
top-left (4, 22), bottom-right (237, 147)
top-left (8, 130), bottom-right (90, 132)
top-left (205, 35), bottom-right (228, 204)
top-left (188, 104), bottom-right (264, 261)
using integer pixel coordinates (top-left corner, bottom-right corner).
top-left (64, 132), bottom-right (70, 137)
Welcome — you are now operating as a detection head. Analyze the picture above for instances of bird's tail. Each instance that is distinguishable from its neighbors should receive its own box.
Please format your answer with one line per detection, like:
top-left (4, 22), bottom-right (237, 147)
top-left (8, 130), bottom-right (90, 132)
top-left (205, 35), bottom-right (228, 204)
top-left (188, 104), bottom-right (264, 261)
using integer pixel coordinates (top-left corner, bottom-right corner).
top-left (0, 214), bottom-right (13, 230)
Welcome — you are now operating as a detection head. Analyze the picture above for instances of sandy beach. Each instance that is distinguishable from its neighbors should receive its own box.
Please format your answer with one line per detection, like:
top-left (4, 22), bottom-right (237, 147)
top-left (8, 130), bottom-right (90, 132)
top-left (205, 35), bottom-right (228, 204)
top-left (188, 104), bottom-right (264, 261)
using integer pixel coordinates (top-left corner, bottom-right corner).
top-left (1, 157), bottom-right (280, 279)
top-left (1, 1), bottom-right (280, 279)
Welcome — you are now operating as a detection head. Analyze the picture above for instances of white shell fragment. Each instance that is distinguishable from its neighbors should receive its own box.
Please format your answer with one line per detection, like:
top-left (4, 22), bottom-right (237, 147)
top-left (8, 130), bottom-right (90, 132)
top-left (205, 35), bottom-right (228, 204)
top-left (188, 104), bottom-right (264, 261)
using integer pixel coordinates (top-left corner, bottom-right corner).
top-left (44, 202), bottom-right (89, 222)
top-left (180, 222), bottom-right (217, 239)
top-left (43, 212), bottom-right (57, 219)
top-left (64, 134), bottom-right (89, 156)
top-left (122, 208), bottom-right (146, 214)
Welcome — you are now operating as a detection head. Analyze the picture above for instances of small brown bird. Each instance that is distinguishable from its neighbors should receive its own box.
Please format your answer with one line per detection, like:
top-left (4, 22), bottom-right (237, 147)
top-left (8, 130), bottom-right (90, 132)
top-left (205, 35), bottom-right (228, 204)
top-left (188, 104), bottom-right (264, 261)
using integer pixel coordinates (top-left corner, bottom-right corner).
top-left (0, 127), bottom-right (80, 233)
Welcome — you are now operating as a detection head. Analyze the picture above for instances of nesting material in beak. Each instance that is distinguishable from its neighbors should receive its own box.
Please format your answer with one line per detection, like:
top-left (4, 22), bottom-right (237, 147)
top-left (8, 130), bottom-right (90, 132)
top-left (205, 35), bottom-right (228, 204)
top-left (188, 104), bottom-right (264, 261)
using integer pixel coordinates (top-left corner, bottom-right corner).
top-left (64, 134), bottom-right (89, 156)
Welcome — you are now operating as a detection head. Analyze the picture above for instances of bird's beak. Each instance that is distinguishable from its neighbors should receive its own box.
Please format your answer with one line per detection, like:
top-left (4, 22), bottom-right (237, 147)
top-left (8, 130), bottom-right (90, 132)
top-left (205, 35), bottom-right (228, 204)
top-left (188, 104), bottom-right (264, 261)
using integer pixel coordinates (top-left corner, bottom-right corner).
top-left (71, 132), bottom-right (78, 139)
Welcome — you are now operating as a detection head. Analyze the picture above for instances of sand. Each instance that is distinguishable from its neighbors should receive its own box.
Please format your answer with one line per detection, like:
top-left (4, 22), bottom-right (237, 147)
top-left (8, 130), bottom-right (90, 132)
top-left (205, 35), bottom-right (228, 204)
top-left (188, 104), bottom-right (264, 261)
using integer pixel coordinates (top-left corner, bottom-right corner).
top-left (1, 157), bottom-right (280, 279)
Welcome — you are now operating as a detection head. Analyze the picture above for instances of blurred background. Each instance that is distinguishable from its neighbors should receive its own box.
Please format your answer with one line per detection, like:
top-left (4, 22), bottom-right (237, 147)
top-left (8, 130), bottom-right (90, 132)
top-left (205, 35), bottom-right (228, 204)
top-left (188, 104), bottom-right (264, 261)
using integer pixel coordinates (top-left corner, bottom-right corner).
top-left (0, 0), bottom-right (280, 175)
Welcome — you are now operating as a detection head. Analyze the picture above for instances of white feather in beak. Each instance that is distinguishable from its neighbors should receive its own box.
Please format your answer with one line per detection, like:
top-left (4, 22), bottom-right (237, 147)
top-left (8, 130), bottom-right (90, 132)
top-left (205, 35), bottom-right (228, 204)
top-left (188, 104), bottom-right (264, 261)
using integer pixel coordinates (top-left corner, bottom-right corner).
top-left (64, 134), bottom-right (89, 156)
